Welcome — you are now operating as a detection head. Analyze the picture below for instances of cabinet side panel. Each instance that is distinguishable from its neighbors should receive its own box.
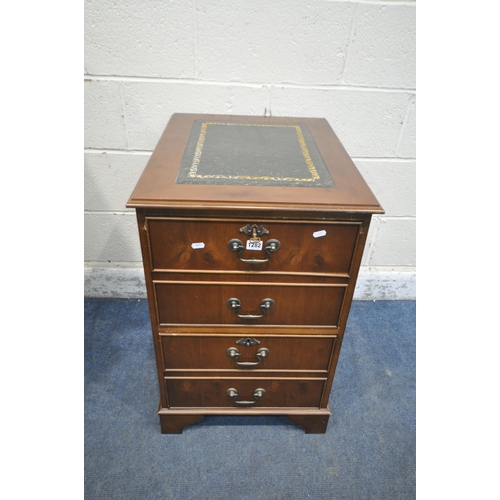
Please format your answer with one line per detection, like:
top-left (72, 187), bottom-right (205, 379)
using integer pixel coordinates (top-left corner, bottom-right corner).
top-left (320, 215), bottom-right (372, 408)
top-left (136, 209), bottom-right (169, 408)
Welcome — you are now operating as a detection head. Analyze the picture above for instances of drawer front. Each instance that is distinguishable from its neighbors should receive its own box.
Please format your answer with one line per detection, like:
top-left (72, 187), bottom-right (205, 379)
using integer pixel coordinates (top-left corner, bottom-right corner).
top-left (147, 218), bottom-right (360, 275)
top-left (166, 378), bottom-right (325, 408)
top-left (160, 335), bottom-right (336, 372)
top-left (155, 282), bottom-right (346, 327)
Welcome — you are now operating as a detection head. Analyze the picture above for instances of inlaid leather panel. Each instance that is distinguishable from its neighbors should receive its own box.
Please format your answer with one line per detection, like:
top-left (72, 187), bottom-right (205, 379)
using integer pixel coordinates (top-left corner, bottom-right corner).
top-left (160, 335), bottom-right (336, 372)
top-left (165, 378), bottom-right (325, 408)
top-left (154, 282), bottom-right (346, 327)
top-left (175, 120), bottom-right (336, 188)
top-left (147, 218), bottom-right (360, 275)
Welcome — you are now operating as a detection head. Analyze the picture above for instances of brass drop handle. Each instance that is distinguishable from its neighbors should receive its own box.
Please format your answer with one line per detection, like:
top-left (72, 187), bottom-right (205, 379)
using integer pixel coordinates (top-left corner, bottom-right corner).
top-left (226, 347), bottom-right (270, 367)
top-left (227, 298), bottom-right (274, 319)
top-left (228, 238), bottom-right (280, 263)
top-left (228, 223), bottom-right (280, 263)
top-left (226, 387), bottom-right (266, 405)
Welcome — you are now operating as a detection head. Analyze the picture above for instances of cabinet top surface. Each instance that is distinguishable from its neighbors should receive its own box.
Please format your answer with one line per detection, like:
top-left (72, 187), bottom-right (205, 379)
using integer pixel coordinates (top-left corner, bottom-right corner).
top-left (127, 113), bottom-right (383, 213)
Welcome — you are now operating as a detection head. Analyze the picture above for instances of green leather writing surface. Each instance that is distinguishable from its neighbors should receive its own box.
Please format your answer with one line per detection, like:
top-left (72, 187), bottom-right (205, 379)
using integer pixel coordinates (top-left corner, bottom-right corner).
top-left (176, 120), bottom-right (335, 188)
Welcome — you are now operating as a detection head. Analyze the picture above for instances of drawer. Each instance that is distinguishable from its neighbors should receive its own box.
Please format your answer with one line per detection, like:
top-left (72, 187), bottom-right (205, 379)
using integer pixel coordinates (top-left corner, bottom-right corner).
top-left (160, 335), bottom-right (336, 372)
top-left (154, 281), bottom-right (346, 327)
top-left (165, 378), bottom-right (325, 408)
top-left (147, 218), bottom-right (360, 275)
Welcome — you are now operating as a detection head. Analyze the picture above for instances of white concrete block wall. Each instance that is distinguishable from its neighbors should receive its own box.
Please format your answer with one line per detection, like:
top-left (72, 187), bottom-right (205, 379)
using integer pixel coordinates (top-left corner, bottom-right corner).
top-left (84, 0), bottom-right (416, 299)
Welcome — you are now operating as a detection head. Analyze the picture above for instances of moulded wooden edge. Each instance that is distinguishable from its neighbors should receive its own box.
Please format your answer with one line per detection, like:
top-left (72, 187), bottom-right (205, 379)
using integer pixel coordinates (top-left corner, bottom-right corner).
top-left (126, 113), bottom-right (384, 214)
top-left (126, 199), bottom-right (385, 214)
top-left (157, 406), bottom-right (332, 416)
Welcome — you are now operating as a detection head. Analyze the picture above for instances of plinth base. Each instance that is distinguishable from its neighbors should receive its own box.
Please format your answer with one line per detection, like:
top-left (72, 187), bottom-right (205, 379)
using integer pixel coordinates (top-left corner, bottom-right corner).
top-left (158, 405), bottom-right (331, 434)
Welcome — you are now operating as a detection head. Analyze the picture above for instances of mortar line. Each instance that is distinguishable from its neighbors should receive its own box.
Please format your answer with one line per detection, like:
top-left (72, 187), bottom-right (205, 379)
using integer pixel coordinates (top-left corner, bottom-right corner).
top-left (375, 216), bottom-right (415, 220)
top-left (84, 75), bottom-right (415, 93)
top-left (83, 208), bottom-right (414, 220)
top-left (364, 214), bottom-right (381, 265)
top-left (343, 0), bottom-right (415, 5)
top-left (359, 265), bottom-right (416, 271)
top-left (340, 2), bottom-right (359, 84)
top-left (193, 0), bottom-right (199, 78)
top-left (119, 83), bottom-right (131, 149)
top-left (85, 210), bottom-right (135, 215)
top-left (266, 85), bottom-right (272, 116)
top-left (395, 95), bottom-right (414, 156)
top-left (351, 157), bottom-right (415, 162)
top-left (84, 148), bottom-right (416, 161)
top-left (85, 148), bottom-right (153, 155)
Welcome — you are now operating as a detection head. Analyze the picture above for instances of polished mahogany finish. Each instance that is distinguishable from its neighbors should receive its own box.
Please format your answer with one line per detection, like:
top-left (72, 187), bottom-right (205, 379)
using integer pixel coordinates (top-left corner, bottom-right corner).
top-left (154, 281), bottom-right (346, 327)
top-left (166, 378), bottom-right (326, 408)
top-left (160, 335), bottom-right (336, 372)
top-left (146, 218), bottom-right (360, 274)
top-left (127, 113), bottom-right (383, 434)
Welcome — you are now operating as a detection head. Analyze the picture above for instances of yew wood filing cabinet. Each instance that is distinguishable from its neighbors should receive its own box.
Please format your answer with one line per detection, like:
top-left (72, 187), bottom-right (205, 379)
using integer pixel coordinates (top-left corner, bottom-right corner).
top-left (127, 113), bottom-right (383, 434)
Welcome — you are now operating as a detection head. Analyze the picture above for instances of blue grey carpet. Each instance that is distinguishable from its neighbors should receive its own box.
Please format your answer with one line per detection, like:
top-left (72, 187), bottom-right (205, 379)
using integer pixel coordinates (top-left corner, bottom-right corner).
top-left (84, 299), bottom-right (415, 500)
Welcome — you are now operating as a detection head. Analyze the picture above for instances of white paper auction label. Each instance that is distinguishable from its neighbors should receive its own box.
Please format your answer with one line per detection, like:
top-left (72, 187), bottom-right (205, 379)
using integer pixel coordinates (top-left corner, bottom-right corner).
top-left (246, 240), bottom-right (263, 251)
top-left (313, 230), bottom-right (327, 238)
top-left (191, 242), bottom-right (205, 249)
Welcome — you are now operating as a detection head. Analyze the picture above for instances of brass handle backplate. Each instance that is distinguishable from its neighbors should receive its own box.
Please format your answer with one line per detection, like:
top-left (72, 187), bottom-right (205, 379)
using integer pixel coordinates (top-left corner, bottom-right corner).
top-left (226, 347), bottom-right (270, 367)
top-left (226, 387), bottom-right (266, 405)
top-left (228, 224), bottom-right (280, 263)
top-left (227, 298), bottom-right (274, 319)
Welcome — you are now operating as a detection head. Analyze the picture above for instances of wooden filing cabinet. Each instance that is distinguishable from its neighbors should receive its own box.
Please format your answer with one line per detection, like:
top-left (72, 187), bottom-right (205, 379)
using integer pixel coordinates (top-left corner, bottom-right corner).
top-left (127, 113), bottom-right (383, 434)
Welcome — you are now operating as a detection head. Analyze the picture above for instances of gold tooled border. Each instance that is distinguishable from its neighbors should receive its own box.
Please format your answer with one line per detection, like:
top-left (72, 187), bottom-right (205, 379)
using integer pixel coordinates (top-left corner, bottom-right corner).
top-left (187, 122), bottom-right (321, 182)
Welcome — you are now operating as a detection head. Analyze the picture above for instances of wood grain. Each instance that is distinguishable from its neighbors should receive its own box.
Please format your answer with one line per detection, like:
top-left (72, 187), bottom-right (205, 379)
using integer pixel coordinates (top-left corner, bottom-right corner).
top-left (128, 113), bottom-right (384, 433)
